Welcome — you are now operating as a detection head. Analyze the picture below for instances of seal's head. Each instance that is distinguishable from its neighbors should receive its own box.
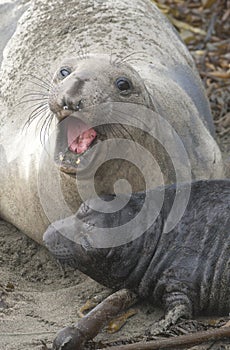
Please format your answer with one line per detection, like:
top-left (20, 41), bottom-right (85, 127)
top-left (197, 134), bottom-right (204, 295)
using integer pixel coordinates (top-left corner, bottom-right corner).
top-left (48, 54), bottom-right (152, 176)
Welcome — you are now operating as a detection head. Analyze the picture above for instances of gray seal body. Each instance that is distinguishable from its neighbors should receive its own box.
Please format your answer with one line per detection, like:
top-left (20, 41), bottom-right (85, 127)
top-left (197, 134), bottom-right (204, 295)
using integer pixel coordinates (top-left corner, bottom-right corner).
top-left (0, 0), bottom-right (224, 244)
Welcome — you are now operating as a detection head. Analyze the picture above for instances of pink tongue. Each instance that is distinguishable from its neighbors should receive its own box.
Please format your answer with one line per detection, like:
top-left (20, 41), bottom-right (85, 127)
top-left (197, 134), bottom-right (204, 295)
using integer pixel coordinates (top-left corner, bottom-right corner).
top-left (67, 118), bottom-right (97, 154)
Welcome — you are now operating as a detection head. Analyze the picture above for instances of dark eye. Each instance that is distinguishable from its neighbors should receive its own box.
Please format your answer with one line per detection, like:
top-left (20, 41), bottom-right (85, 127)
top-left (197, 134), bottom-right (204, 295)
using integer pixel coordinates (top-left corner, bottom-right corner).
top-left (59, 67), bottom-right (71, 78)
top-left (116, 77), bottom-right (132, 92)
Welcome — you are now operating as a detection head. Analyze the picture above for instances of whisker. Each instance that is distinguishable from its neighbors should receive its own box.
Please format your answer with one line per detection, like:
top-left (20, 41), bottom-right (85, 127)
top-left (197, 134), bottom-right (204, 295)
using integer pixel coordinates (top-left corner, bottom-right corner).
top-left (27, 79), bottom-right (51, 92)
top-left (31, 62), bottom-right (55, 81)
top-left (110, 51), bottom-right (120, 65)
top-left (27, 72), bottom-right (53, 86)
top-left (121, 57), bottom-right (152, 65)
top-left (114, 51), bottom-right (151, 65)
top-left (29, 104), bottom-right (49, 120)
top-left (118, 124), bottom-right (136, 142)
top-left (21, 92), bottom-right (49, 98)
top-left (27, 73), bottom-right (53, 91)
top-left (16, 98), bottom-right (49, 108)
top-left (28, 103), bottom-right (49, 120)
top-left (29, 106), bottom-right (47, 122)
top-left (33, 110), bottom-right (53, 142)
top-left (18, 102), bottom-right (48, 117)
top-left (23, 104), bottom-right (49, 129)
top-left (17, 67), bottom-right (55, 145)
top-left (106, 118), bottom-right (136, 142)
top-left (40, 111), bottom-right (53, 146)
top-left (107, 124), bottom-right (121, 139)
top-left (45, 113), bottom-right (55, 139)
top-left (17, 103), bottom-right (49, 120)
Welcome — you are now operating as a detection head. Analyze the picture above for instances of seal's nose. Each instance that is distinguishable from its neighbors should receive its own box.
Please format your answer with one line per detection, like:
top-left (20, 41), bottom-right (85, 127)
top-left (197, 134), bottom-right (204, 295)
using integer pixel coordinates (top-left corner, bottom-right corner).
top-left (62, 99), bottom-right (82, 112)
top-left (43, 224), bottom-right (78, 266)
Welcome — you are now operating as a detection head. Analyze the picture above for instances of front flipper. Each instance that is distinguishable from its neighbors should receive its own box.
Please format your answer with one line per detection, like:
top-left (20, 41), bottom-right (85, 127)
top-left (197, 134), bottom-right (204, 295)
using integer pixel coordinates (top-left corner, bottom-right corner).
top-left (150, 291), bottom-right (193, 335)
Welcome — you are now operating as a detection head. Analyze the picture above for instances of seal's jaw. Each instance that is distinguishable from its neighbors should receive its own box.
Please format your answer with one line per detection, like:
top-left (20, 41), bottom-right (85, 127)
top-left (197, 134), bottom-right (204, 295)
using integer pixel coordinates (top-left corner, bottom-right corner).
top-left (54, 116), bottom-right (98, 175)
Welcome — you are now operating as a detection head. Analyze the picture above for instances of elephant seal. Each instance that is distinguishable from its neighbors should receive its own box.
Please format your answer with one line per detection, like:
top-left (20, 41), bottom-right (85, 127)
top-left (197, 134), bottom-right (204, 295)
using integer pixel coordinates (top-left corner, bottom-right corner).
top-left (44, 179), bottom-right (230, 320)
top-left (0, 0), bottom-right (224, 245)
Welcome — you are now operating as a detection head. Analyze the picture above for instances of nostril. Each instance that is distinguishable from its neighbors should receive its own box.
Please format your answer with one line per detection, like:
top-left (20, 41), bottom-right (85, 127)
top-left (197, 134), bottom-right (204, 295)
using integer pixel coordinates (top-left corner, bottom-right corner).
top-left (61, 97), bottom-right (71, 111)
top-left (61, 99), bottom-right (82, 111)
top-left (75, 99), bottom-right (82, 111)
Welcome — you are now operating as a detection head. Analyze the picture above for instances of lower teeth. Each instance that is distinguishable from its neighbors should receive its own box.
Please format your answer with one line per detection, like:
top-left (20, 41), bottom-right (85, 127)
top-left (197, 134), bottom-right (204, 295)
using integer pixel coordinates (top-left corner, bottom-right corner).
top-left (58, 151), bottom-right (80, 167)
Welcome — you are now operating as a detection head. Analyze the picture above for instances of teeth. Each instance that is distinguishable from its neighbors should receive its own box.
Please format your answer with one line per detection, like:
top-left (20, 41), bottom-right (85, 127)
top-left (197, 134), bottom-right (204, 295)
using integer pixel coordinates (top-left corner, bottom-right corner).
top-left (56, 138), bottom-right (100, 172)
top-left (59, 153), bottom-right (64, 161)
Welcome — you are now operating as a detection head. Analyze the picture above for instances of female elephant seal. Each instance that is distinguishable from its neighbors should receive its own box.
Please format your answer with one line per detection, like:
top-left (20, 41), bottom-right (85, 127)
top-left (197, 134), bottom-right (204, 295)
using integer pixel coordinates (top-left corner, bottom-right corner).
top-left (0, 0), bottom-right (224, 245)
top-left (44, 179), bottom-right (230, 346)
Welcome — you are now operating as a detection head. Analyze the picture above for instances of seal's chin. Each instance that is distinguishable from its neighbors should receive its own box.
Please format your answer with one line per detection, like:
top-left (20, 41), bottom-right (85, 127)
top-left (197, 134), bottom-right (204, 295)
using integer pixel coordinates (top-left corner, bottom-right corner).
top-left (54, 116), bottom-right (98, 175)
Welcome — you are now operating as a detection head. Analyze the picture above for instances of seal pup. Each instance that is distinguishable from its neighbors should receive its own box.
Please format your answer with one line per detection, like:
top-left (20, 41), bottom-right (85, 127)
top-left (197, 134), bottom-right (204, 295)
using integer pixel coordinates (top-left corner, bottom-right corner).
top-left (44, 179), bottom-right (230, 346)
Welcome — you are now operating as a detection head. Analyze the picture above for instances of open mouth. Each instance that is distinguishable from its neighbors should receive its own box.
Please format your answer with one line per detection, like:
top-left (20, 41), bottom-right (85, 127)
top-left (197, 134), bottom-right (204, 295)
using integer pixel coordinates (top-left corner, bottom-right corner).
top-left (67, 117), bottom-right (97, 154)
top-left (55, 116), bottom-right (98, 175)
